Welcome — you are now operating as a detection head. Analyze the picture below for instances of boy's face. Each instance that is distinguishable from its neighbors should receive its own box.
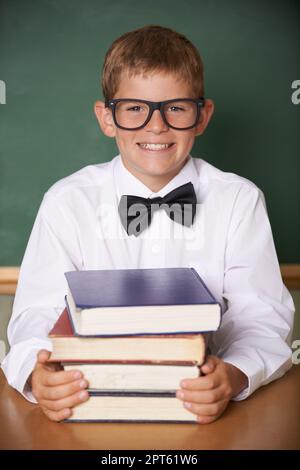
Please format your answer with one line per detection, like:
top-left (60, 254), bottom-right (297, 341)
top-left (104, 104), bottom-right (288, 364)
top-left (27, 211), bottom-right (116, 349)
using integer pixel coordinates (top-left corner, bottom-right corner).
top-left (95, 72), bottom-right (214, 192)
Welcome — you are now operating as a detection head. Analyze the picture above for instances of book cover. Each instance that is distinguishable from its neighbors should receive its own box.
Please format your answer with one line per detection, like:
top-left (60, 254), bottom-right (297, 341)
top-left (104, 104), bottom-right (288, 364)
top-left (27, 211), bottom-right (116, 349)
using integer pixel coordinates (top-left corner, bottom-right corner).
top-left (65, 267), bottom-right (218, 308)
top-left (64, 267), bottom-right (221, 336)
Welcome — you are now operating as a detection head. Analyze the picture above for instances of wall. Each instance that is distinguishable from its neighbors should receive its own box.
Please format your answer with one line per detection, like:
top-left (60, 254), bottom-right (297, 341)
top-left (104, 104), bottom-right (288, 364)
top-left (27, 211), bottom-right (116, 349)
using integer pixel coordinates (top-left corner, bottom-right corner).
top-left (0, 0), bottom-right (299, 264)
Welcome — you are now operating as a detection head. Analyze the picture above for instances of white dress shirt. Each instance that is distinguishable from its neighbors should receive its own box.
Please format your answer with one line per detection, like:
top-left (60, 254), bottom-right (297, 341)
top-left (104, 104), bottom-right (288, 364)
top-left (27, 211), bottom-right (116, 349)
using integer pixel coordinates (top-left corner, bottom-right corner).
top-left (1, 154), bottom-right (295, 403)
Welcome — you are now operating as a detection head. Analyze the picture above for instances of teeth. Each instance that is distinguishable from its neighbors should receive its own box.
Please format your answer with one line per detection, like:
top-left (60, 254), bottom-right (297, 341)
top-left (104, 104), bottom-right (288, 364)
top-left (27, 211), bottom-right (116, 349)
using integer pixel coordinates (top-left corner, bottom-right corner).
top-left (139, 143), bottom-right (172, 150)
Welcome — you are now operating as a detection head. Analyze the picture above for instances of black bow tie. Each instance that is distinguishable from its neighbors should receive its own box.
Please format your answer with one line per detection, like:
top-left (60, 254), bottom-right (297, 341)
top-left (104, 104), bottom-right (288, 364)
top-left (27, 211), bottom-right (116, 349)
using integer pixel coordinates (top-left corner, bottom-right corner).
top-left (118, 182), bottom-right (197, 237)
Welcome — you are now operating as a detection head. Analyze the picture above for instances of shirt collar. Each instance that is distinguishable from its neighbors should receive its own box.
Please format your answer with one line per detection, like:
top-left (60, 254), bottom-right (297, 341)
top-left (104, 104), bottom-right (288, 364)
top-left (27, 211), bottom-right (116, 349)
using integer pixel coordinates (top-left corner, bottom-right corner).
top-left (112, 154), bottom-right (199, 200)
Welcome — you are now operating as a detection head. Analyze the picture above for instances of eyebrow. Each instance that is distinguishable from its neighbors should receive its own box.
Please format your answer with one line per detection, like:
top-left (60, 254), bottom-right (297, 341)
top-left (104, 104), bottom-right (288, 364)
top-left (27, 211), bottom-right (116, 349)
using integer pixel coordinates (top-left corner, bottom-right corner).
top-left (105, 97), bottom-right (200, 106)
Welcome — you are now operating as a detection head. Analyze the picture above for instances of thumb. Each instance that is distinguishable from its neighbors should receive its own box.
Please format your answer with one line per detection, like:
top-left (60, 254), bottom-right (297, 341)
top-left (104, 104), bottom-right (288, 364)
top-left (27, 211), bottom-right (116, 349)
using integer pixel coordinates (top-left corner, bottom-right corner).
top-left (200, 355), bottom-right (219, 375)
top-left (37, 349), bottom-right (51, 364)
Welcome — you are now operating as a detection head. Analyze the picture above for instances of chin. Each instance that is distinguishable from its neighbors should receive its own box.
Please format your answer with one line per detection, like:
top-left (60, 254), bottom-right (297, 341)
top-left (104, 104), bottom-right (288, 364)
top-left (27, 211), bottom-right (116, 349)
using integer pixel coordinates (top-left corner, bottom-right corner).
top-left (140, 164), bottom-right (175, 177)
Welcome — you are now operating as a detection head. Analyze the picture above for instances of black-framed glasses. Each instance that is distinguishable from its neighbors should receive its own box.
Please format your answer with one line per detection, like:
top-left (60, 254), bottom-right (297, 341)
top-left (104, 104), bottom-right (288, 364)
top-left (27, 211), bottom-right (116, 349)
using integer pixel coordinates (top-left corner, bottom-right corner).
top-left (105, 97), bottom-right (205, 130)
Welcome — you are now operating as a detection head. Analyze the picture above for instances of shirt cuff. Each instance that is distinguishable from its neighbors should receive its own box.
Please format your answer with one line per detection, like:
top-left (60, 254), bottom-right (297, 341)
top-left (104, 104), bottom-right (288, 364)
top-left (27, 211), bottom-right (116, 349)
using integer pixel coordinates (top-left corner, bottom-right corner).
top-left (1, 339), bottom-right (53, 404)
top-left (221, 351), bottom-right (265, 401)
top-left (18, 353), bottom-right (39, 404)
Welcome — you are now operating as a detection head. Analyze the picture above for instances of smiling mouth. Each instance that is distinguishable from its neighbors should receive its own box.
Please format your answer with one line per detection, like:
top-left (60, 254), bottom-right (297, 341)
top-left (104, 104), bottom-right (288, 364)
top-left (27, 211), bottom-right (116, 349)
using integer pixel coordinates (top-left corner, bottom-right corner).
top-left (137, 143), bottom-right (175, 150)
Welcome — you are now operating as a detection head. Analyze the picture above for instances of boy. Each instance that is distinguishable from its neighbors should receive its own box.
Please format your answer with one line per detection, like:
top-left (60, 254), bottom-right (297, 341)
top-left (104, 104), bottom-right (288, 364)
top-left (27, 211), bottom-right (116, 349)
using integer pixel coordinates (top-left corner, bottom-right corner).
top-left (2, 25), bottom-right (294, 423)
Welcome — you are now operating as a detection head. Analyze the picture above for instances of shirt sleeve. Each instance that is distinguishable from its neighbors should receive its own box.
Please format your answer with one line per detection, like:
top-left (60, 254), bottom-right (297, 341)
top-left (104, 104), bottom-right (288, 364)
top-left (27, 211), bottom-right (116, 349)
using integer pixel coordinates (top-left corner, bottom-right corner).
top-left (209, 184), bottom-right (295, 401)
top-left (1, 192), bottom-right (83, 403)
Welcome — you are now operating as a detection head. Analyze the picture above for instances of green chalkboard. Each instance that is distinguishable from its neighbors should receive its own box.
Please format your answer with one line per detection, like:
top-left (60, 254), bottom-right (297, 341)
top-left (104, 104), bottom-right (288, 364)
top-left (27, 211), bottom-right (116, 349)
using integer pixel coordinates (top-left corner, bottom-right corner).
top-left (0, 0), bottom-right (299, 264)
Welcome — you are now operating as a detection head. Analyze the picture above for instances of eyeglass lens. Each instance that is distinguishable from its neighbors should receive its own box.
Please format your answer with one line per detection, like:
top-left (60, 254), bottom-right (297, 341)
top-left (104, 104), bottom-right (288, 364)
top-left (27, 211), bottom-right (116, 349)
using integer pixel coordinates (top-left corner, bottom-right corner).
top-left (114, 100), bottom-right (198, 129)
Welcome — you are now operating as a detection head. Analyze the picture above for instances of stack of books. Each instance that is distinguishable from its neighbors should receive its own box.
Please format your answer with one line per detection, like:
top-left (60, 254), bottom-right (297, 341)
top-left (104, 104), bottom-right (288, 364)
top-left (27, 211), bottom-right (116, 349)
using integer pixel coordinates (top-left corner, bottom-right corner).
top-left (49, 267), bottom-right (221, 423)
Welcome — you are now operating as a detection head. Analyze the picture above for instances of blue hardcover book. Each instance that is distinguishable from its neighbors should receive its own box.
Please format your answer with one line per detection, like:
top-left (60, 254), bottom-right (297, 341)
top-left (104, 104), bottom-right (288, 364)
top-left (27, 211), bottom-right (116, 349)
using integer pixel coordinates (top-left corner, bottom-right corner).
top-left (64, 267), bottom-right (221, 336)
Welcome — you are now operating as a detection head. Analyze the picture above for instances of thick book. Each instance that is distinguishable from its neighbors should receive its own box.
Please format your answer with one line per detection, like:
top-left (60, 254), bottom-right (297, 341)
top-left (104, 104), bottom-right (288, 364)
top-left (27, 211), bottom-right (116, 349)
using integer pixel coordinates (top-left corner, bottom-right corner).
top-left (66, 394), bottom-right (197, 423)
top-left (63, 362), bottom-right (200, 393)
top-left (64, 267), bottom-right (221, 336)
top-left (48, 309), bottom-right (207, 365)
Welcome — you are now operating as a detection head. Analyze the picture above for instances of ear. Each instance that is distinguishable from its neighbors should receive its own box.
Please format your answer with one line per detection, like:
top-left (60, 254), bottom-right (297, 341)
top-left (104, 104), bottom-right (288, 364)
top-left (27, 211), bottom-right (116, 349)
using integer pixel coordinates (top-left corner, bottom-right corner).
top-left (194, 99), bottom-right (214, 137)
top-left (94, 100), bottom-right (116, 138)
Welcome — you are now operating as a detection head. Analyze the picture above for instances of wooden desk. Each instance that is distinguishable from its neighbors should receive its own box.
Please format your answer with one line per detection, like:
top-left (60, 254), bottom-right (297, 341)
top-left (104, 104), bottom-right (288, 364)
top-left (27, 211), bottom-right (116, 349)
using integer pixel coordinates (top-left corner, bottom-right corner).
top-left (0, 367), bottom-right (300, 450)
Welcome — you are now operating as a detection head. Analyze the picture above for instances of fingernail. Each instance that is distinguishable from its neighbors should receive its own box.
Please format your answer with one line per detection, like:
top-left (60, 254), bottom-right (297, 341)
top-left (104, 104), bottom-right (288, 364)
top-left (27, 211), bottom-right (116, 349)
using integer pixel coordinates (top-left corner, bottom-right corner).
top-left (177, 391), bottom-right (184, 400)
top-left (64, 409), bottom-right (71, 418)
top-left (79, 391), bottom-right (88, 400)
top-left (180, 380), bottom-right (187, 387)
top-left (184, 402), bottom-right (192, 409)
top-left (79, 380), bottom-right (87, 388)
top-left (73, 371), bottom-right (82, 379)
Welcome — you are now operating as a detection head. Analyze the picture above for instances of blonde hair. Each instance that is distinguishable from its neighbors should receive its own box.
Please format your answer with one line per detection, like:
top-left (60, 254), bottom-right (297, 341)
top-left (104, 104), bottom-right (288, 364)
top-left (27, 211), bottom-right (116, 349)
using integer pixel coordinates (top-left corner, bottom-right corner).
top-left (101, 25), bottom-right (204, 100)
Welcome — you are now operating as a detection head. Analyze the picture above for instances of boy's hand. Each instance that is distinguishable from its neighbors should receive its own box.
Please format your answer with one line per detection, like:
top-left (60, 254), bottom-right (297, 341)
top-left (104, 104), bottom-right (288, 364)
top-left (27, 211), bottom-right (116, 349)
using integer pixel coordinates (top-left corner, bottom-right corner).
top-left (30, 349), bottom-right (89, 422)
top-left (176, 355), bottom-right (248, 424)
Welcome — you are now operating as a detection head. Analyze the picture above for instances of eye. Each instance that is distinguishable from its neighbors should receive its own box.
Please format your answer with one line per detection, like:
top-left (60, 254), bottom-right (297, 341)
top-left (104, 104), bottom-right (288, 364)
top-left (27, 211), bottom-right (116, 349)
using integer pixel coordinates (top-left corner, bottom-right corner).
top-left (126, 105), bottom-right (144, 112)
top-left (168, 106), bottom-right (185, 112)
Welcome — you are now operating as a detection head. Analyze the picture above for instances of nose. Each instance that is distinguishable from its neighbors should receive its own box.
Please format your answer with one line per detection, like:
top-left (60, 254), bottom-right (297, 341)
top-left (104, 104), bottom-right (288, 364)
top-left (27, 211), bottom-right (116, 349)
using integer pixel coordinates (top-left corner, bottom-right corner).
top-left (144, 109), bottom-right (169, 133)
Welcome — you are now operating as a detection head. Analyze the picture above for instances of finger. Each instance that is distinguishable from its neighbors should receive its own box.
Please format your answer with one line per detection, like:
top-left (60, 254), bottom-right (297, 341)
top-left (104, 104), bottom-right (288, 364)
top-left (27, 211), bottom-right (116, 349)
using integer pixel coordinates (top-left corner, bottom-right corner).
top-left (35, 360), bottom-right (61, 376)
top-left (42, 369), bottom-right (83, 387)
top-left (182, 399), bottom-right (228, 419)
top-left (200, 356), bottom-right (219, 375)
top-left (36, 350), bottom-right (63, 374)
top-left (32, 374), bottom-right (85, 403)
top-left (42, 378), bottom-right (89, 401)
top-left (180, 374), bottom-right (219, 391)
top-left (40, 389), bottom-right (89, 412)
top-left (197, 415), bottom-right (219, 424)
top-left (37, 349), bottom-right (52, 364)
top-left (42, 407), bottom-right (73, 422)
top-left (176, 386), bottom-right (224, 405)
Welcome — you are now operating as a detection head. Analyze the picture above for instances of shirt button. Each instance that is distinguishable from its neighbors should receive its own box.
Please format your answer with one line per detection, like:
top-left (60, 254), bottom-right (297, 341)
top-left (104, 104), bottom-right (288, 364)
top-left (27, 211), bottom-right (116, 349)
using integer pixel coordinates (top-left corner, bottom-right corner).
top-left (151, 244), bottom-right (161, 254)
